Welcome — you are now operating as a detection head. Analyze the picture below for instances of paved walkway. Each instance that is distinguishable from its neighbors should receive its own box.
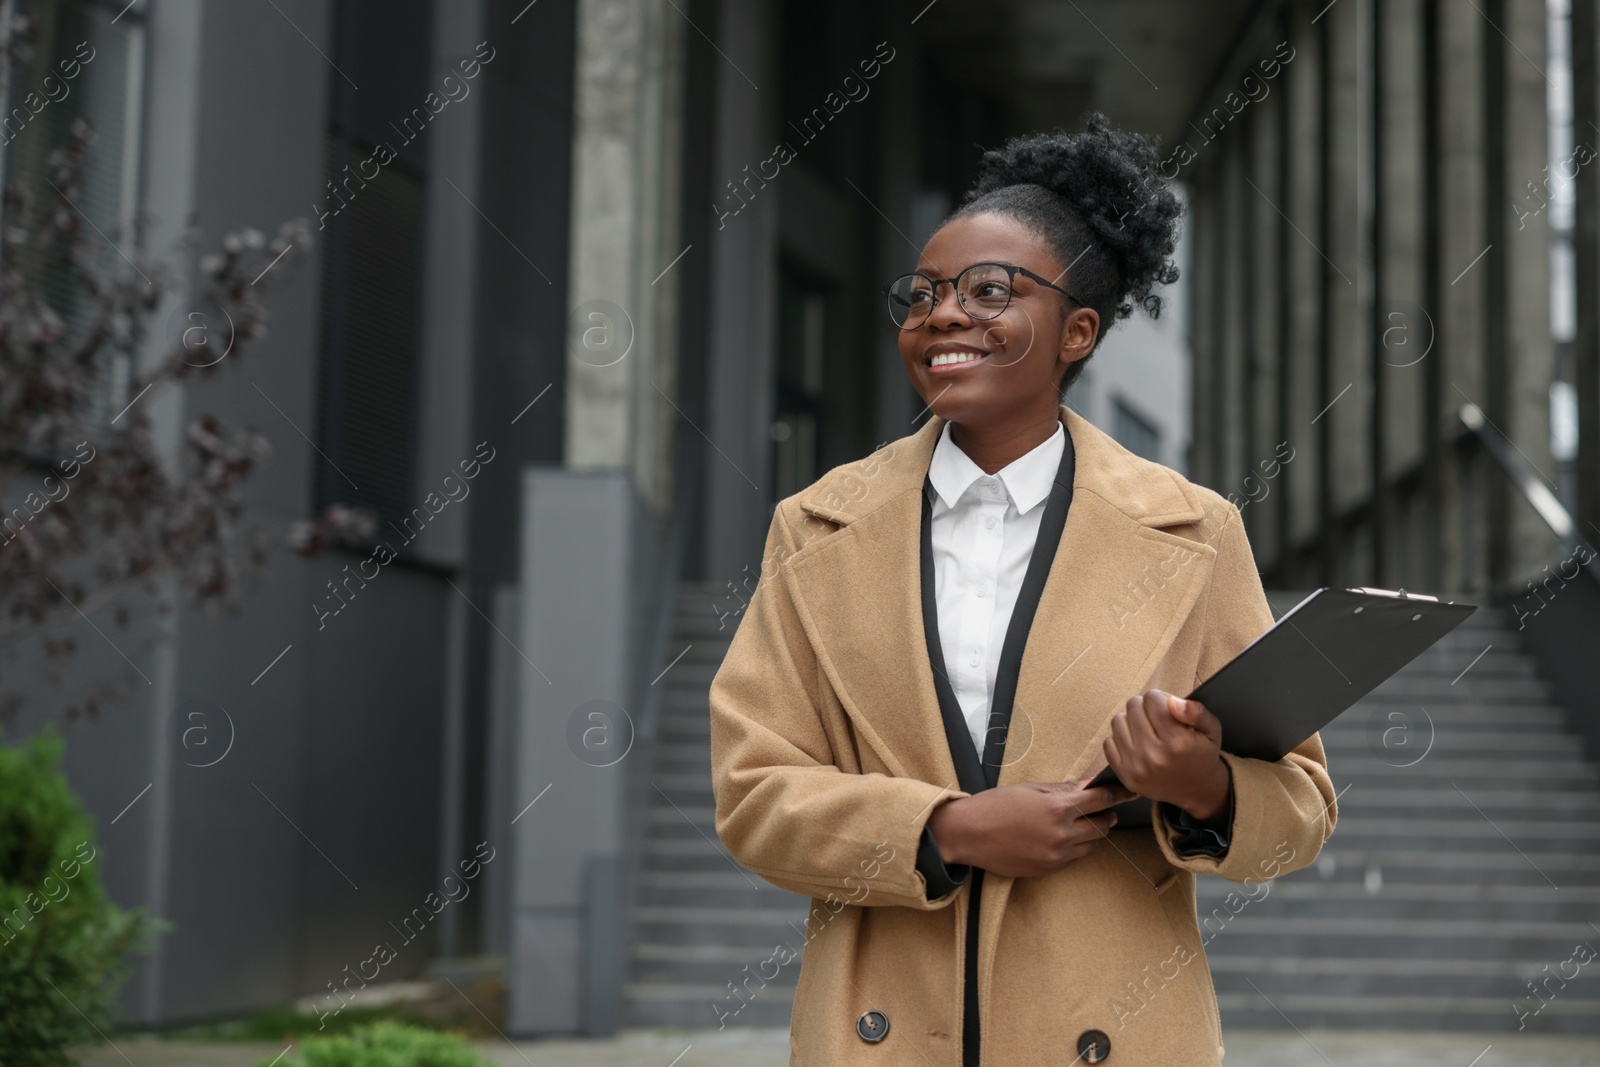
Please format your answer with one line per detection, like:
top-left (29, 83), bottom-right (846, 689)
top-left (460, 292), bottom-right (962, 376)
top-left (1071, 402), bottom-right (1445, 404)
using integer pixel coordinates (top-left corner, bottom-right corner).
top-left (77, 1027), bottom-right (1600, 1066)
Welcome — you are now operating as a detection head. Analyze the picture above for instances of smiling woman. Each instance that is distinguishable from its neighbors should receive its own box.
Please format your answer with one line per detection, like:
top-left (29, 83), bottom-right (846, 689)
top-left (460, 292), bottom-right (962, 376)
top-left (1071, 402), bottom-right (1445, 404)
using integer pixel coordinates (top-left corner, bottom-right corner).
top-left (710, 111), bottom-right (1336, 1067)
top-left (893, 113), bottom-right (1183, 449)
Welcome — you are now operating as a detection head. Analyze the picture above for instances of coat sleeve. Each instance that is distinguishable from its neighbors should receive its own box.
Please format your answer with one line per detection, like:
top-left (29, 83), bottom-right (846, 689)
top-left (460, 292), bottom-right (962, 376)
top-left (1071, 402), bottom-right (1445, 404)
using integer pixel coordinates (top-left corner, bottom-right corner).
top-left (1152, 500), bottom-right (1339, 882)
top-left (709, 502), bottom-right (971, 909)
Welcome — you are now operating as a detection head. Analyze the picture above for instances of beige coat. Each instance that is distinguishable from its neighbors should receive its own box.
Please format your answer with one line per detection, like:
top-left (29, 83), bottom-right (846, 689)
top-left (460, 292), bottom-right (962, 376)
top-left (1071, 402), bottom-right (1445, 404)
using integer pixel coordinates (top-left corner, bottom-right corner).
top-left (709, 404), bottom-right (1337, 1065)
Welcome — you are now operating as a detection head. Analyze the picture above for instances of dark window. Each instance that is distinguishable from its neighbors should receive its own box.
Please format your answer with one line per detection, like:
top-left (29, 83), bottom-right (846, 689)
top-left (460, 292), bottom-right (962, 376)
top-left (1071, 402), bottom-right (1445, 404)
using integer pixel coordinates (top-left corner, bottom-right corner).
top-left (772, 261), bottom-right (828, 505)
top-left (1112, 395), bottom-right (1162, 463)
top-left (1, 0), bottom-right (145, 427)
top-left (313, 0), bottom-right (433, 536)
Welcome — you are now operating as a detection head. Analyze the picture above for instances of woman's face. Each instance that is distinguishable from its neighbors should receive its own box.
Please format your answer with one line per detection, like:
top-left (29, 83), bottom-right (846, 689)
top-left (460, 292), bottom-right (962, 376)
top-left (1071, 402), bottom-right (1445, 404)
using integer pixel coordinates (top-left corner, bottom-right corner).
top-left (896, 211), bottom-right (1098, 432)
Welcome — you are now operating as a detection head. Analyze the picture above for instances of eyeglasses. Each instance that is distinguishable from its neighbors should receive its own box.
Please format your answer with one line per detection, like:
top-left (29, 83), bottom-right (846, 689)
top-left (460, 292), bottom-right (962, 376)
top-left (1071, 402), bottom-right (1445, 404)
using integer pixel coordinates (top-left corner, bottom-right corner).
top-left (881, 261), bottom-right (1082, 331)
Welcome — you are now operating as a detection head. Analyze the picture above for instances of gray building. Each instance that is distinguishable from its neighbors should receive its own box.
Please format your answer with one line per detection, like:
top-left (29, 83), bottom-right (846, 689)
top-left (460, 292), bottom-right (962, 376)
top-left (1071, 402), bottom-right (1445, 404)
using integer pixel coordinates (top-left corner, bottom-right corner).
top-left (4, 0), bottom-right (1597, 1039)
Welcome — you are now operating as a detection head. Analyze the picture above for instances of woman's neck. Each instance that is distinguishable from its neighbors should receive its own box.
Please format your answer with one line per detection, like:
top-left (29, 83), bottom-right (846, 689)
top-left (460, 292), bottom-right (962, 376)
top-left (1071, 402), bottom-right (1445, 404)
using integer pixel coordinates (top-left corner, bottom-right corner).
top-left (948, 413), bottom-right (1060, 475)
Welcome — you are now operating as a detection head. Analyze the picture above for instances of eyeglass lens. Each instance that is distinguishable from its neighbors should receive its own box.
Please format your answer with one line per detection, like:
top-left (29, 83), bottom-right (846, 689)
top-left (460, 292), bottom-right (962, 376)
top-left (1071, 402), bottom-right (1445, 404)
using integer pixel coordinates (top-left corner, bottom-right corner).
top-left (887, 263), bottom-right (1015, 329)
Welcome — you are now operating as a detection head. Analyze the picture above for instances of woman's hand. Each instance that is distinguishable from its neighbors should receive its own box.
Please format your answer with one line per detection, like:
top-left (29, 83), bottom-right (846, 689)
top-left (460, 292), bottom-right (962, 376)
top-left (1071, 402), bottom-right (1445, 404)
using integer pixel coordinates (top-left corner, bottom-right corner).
top-left (1103, 689), bottom-right (1231, 822)
top-left (926, 780), bottom-right (1137, 879)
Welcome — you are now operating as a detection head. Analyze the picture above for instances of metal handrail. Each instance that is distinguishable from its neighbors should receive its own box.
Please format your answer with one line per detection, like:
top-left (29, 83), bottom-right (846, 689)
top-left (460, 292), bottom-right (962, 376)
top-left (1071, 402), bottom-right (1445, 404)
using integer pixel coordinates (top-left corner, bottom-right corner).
top-left (1457, 402), bottom-right (1600, 584)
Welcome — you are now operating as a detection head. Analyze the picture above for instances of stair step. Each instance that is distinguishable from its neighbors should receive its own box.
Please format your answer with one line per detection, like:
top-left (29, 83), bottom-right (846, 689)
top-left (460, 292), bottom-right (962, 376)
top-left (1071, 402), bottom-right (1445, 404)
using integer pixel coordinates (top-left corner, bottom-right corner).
top-left (1207, 972), bottom-right (1596, 1004)
top-left (628, 588), bottom-right (1600, 1033)
top-left (633, 942), bottom-right (803, 964)
top-left (1318, 816), bottom-right (1600, 839)
top-left (634, 905), bottom-right (808, 926)
top-left (1187, 893), bottom-right (1596, 924)
top-left (625, 982), bottom-right (794, 1028)
top-left (1334, 787), bottom-right (1600, 810)
top-left (1197, 881), bottom-right (1599, 905)
top-left (1320, 730), bottom-right (1583, 753)
top-left (1331, 757), bottom-right (1597, 778)
top-left (1214, 993), bottom-right (1600, 1033)
top-left (1339, 701), bottom-right (1568, 721)
top-left (1207, 955), bottom-right (1586, 978)
top-left (1312, 848), bottom-right (1600, 875)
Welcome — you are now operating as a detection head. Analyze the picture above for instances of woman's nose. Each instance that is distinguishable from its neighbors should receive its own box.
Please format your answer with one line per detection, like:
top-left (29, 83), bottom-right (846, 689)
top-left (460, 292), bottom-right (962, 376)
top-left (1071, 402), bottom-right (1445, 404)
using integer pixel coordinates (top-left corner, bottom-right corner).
top-left (925, 282), bottom-right (975, 329)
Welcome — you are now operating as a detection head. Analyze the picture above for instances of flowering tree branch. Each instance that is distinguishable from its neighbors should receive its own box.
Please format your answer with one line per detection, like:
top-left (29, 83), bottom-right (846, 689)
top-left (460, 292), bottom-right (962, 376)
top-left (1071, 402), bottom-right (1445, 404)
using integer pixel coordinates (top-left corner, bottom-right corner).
top-left (0, 119), bottom-right (377, 726)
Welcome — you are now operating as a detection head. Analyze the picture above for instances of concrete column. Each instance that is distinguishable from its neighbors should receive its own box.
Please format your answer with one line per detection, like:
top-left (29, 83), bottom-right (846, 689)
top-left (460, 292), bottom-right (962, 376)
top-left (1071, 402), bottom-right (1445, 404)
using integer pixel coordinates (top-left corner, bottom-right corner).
top-left (412, 0), bottom-right (487, 567)
top-left (1247, 87), bottom-right (1285, 571)
top-left (563, 0), bottom-right (687, 523)
top-left (121, 0), bottom-right (203, 1023)
top-left (503, 0), bottom-right (689, 1034)
top-left (1321, 0), bottom-right (1369, 583)
top-left (414, 0), bottom-right (489, 958)
top-left (632, 0), bottom-right (687, 519)
top-left (1218, 141), bottom-right (1248, 501)
top-left (1374, 0), bottom-right (1426, 586)
top-left (1188, 176), bottom-right (1219, 490)
top-left (1284, 0), bottom-right (1323, 579)
top-left (1490, 0), bottom-right (1555, 590)
top-left (702, 0), bottom-right (779, 580)
top-left (1576, 0), bottom-right (1600, 543)
top-left (1432, 0), bottom-right (1490, 594)
top-left (507, 468), bottom-right (642, 1034)
top-left (1272, 19), bottom-right (1296, 582)
top-left (871, 40), bottom-right (926, 444)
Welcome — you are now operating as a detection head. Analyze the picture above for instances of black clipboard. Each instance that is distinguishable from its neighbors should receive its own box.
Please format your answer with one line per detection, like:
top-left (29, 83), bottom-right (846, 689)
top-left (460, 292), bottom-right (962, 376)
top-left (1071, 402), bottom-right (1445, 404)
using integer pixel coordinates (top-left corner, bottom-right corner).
top-left (1089, 587), bottom-right (1477, 827)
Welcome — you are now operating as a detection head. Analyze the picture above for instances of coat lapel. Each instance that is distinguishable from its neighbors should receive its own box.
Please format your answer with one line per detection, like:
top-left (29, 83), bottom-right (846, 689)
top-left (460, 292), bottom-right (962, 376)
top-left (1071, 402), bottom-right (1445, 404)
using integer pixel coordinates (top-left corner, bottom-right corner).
top-left (997, 470), bottom-right (1216, 788)
top-left (777, 421), bottom-right (956, 789)
top-left (779, 405), bottom-right (1220, 798)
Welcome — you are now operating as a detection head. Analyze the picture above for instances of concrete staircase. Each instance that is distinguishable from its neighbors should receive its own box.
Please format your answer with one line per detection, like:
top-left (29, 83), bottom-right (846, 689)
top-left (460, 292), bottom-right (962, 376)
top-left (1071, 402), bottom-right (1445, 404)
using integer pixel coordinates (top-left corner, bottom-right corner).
top-left (1205, 595), bottom-right (1600, 1035)
top-left (625, 581), bottom-right (811, 1029)
top-left (626, 584), bottom-right (1600, 1035)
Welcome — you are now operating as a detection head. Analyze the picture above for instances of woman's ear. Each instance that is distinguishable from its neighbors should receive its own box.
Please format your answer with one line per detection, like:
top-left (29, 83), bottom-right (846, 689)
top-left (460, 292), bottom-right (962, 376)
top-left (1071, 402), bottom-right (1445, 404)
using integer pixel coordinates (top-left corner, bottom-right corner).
top-left (1058, 305), bottom-right (1099, 372)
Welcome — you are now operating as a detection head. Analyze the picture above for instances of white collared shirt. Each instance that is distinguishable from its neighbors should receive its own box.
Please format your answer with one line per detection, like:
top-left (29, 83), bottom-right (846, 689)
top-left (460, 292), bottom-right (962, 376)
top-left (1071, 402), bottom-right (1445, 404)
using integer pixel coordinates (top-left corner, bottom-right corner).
top-left (926, 419), bottom-right (1064, 760)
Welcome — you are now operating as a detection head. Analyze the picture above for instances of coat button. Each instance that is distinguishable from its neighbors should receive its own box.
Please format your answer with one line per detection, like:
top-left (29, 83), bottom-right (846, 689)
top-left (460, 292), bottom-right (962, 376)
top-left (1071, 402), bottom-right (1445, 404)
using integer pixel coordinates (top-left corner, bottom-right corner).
top-left (856, 1009), bottom-right (890, 1042)
top-left (1077, 1028), bottom-right (1111, 1062)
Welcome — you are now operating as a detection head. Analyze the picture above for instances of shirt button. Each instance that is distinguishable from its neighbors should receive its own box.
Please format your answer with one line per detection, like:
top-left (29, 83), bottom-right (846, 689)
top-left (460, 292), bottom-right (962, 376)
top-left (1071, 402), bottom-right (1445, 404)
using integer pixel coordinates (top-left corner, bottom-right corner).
top-left (985, 516), bottom-right (997, 529)
top-left (976, 585), bottom-right (986, 598)
top-left (969, 654), bottom-right (979, 666)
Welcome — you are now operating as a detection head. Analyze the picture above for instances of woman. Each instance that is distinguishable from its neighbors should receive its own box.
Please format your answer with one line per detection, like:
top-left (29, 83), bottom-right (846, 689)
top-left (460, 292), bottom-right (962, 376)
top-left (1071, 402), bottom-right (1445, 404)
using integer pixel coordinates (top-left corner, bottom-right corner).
top-left (709, 113), bottom-right (1336, 1066)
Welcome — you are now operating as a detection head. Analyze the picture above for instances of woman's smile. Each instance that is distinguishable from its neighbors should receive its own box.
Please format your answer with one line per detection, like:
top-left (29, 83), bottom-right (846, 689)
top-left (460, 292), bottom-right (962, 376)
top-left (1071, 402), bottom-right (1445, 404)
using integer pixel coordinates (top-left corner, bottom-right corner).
top-left (925, 341), bottom-right (994, 373)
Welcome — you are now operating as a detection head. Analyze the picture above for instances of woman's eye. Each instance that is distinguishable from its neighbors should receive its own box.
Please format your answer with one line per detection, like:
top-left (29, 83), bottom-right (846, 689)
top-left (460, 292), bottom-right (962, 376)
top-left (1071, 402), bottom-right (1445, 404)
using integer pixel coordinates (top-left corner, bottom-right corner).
top-left (973, 282), bottom-right (1011, 299)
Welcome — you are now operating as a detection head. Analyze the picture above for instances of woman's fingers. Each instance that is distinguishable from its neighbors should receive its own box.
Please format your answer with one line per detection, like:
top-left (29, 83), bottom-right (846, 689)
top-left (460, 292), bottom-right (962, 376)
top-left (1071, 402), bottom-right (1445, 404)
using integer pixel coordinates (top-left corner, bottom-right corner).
top-left (1185, 698), bottom-right (1224, 746)
top-left (1082, 809), bottom-right (1117, 838)
top-left (1110, 711), bottom-right (1148, 790)
top-left (1110, 708), bottom-right (1136, 755)
top-left (1136, 689), bottom-right (1178, 743)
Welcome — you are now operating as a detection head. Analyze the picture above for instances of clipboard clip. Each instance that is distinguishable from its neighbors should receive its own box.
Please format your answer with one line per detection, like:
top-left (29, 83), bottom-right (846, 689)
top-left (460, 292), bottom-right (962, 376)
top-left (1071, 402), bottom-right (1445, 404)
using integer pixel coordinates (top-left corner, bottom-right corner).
top-left (1347, 586), bottom-right (1440, 602)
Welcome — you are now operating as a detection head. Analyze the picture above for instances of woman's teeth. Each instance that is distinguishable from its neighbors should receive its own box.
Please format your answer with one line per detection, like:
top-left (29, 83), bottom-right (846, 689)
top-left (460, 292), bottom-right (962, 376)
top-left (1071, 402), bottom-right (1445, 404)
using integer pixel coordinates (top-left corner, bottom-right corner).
top-left (930, 350), bottom-right (987, 367)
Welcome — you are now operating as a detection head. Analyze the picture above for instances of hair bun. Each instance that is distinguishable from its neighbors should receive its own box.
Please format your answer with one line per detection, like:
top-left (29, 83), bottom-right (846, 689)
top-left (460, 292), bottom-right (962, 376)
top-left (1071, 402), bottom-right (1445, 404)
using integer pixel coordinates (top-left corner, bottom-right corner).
top-left (962, 112), bottom-right (1182, 320)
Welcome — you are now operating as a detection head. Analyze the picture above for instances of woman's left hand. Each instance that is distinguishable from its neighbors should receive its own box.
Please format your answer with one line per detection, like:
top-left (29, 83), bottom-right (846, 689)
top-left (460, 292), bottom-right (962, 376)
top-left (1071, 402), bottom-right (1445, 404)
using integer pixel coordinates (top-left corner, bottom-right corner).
top-left (1103, 689), bottom-right (1231, 822)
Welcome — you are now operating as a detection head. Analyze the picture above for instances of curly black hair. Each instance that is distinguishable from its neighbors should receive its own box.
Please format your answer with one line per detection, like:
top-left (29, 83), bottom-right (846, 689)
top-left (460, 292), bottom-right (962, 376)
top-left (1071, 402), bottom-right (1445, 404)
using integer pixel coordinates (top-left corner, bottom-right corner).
top-left (947, 112), bottom-right (1183, 395)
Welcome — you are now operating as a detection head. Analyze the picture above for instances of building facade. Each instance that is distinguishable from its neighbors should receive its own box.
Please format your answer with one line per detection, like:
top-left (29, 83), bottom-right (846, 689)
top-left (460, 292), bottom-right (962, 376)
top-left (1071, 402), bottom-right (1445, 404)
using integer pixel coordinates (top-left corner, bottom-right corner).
top-left (5, 0), bottom-right (1594, 1035)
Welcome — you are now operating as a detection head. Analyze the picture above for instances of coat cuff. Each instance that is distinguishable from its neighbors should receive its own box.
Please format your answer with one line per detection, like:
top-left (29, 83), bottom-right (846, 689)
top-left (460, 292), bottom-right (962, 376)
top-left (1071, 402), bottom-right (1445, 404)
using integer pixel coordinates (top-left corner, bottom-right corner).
top-left (916, 824), bottom-right (970, 900)
top-left (1153, 746), bottom-right (1335, 882)
top-left (1157, 759), bottom-right (1235, 859)
top-left (1158, 794), bottom-right (1233, 858)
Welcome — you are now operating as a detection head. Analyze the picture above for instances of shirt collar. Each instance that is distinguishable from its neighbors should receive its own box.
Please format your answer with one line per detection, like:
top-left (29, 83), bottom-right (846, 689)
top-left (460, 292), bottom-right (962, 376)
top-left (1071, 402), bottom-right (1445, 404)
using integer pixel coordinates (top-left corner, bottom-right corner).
top-left (926, 419), bottom-right (1064, 516)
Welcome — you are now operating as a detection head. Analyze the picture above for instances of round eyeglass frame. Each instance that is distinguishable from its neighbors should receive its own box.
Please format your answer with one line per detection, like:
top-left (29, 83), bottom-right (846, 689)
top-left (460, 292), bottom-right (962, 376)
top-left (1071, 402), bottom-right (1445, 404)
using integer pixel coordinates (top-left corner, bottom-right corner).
top-left (881, 261), bottom-right (1082, 331)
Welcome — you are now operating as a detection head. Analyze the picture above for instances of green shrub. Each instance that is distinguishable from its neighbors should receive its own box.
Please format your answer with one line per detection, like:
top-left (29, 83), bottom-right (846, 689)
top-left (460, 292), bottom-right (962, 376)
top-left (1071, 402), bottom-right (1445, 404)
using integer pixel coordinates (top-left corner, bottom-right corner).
top-left (257, 1021), bottom-right (493, 1067)
top-left (0, 725), bottom-right (159, 1067)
